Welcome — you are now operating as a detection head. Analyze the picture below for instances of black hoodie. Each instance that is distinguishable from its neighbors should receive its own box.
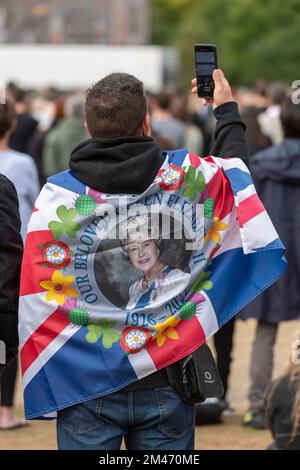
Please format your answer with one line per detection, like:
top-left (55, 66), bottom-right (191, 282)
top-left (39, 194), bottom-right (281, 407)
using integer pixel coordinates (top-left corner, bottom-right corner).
top-left (0, 175), bottom-right (23, 375)
top-left (69, 101), bottom-right (248, 391)
top-left (70, 102), bottom-right (247, 195)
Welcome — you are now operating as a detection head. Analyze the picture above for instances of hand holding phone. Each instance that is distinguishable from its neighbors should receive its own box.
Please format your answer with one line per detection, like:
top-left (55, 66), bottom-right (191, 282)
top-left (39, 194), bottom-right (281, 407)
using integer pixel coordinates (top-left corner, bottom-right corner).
top-left (191, 69), bottom-right (234, 109)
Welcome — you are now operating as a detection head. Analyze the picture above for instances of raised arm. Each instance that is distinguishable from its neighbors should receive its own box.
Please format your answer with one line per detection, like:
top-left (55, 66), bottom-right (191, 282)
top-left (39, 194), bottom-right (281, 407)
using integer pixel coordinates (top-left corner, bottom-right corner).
top-left (191, 69), bottom-right (248, 163)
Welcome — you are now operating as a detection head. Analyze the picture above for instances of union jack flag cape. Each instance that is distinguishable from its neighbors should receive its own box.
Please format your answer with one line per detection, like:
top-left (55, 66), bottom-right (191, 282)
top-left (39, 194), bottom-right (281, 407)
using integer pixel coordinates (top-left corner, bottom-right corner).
top-left (19, 150), bottom-right (286, 419)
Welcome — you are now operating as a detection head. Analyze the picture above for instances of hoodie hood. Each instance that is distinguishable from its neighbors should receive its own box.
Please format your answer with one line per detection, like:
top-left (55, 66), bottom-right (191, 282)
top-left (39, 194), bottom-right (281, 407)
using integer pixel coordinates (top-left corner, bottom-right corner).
top-left (69, 136), bottom-right (165, 194)
top-left (250, 139), bottom-right (300, 184)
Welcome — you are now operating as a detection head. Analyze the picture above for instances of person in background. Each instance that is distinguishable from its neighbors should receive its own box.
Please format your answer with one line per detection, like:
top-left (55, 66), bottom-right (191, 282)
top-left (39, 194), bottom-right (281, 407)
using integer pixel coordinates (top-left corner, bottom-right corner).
top-left (150, 90), bottom-right (186, 149)
top-left (43, 93), bottom-right (88, 177)
top-left (146, 91), bottom-right (176, 151)
top-left (0, 99), bottom-right (39, 430)
top-left (170, 89), bottom-right (203, 156)
top-left (213, 317), bottom-right (236, 414)
top-left (249, 80), bottom-right (272, 110)
top-left (265, 330), bottom-right (300, 449)
top-left (241, 95), bottom-right (300, 429)
top-left (28, 90), bottom-right (65, 186)
top-left (241, 106), bottom-right (271, 157)
top-left (151, 130), bottom-right (176, 152)
top-left (7, 83), bottom-right (38, 155)
top-left (188, 96), bottom-right (215, 157)
top-left (0, 173), bottom-right (23, 430)
top-left (257, 82), bottom-right (287, 147)
top-left (0, 99), bottom-right (40, 240)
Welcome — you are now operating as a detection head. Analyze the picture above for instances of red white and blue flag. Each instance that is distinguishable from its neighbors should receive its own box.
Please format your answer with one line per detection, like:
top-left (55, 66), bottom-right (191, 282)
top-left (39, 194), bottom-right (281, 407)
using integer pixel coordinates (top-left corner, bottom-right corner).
top-left (19, 150), bottom-right (286, 419)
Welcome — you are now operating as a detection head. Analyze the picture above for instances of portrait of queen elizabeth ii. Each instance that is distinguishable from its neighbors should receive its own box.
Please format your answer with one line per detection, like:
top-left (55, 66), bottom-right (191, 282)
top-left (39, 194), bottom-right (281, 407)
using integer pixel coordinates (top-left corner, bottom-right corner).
top-left (119, 214), bottom-right (191, 310)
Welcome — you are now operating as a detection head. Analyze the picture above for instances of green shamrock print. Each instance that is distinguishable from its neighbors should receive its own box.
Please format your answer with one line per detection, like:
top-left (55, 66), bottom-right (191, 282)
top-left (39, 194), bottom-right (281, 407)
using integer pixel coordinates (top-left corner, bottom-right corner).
top-left (86, 319), bottom-right (122, 349)
top-left (48, 205), bottom-right (81, 241)
top-left (191, 271), bottom-right (213, 293)
top-left (183, 166), bottom-right (205, 201)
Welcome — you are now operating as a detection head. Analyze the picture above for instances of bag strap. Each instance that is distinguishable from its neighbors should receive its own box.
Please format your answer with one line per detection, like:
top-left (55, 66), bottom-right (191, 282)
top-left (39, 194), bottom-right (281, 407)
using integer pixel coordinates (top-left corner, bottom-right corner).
top-left (165, 343), bottom-right (224, 404)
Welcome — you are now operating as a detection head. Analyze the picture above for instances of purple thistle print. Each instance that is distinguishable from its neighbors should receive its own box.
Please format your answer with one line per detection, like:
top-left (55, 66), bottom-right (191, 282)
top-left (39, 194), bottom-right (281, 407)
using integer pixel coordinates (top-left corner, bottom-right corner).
top-left (87, 188), bottom-right (107, 205)
top-left (198, 186), bottom-right (210, 204)
top-left (63, 298), bottom-right (78, 311)
top-left (189, 292), bottom-right (205, 304)
top-left (62, 298), bottom-right (91, 326)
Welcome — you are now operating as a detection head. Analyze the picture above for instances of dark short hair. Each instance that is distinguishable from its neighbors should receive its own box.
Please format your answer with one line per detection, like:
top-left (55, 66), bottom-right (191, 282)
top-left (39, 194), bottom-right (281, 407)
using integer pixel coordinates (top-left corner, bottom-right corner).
top-left (280, 96), bottom-right (300, 138)
top-left (0, 99), bottom-right (16, 139)
top-left (267, 82), bottom-right (287, 105)
top-left (156, 90), bottom-right (171, 110)
top-left (7, 83), bottom-right (26, 103)
top-left (85, 73), bottom-right (148, 138)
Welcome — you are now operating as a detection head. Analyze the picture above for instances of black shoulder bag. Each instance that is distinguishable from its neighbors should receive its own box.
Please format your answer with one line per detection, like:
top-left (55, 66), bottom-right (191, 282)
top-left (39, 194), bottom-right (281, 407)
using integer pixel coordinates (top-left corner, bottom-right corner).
top-left (165, 343), bottom-right (224, 404)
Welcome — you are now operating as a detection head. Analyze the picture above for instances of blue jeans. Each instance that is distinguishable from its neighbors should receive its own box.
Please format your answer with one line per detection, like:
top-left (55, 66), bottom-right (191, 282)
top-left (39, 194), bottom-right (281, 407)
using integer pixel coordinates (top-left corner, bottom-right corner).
top-left (57, 385), bottom-right (196, 450)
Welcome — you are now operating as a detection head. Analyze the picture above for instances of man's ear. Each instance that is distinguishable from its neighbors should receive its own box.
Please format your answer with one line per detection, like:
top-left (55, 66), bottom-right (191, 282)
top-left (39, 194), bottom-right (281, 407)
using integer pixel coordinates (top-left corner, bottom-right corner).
top-left (84, 119), bottom-right (92, 136)
top-left (141, 113), bottom-right (151, 137)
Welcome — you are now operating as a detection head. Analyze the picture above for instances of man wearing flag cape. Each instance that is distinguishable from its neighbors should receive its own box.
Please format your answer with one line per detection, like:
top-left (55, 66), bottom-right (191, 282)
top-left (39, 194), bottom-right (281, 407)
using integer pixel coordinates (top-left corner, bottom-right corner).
top-left (19, 69), bottom-right (286, 450)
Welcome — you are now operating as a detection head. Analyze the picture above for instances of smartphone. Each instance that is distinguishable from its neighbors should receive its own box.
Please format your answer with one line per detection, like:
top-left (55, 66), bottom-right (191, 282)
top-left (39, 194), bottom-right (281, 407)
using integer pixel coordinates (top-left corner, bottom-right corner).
top-left (194, 44), bottom-right (218, 98)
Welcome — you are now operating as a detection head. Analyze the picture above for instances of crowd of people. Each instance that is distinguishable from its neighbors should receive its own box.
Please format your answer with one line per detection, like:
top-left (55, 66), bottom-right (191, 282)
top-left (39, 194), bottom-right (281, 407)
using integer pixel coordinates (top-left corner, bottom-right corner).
top-left (0, 74), bottom-right (299, 449)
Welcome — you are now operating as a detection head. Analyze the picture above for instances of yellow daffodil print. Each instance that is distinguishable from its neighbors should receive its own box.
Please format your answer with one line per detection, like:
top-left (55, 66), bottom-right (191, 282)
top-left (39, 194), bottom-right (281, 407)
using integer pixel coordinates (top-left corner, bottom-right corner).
top-left (154, 315), bottom-right (181, 347)
top-left (204, 216), bottom-right (228, 244)
top-left (39, 270), bottom-right (79, 306)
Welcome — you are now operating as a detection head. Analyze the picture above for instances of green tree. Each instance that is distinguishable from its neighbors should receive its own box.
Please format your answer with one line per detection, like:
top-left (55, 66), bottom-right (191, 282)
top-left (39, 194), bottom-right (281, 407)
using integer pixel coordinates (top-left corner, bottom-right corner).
top-left (151, 0), bottom-right (194, 45)
top-left (151, 0), bottom-right (300, 86)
